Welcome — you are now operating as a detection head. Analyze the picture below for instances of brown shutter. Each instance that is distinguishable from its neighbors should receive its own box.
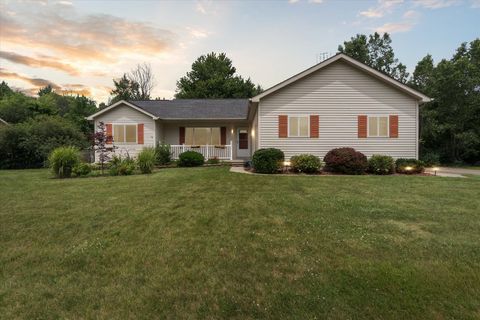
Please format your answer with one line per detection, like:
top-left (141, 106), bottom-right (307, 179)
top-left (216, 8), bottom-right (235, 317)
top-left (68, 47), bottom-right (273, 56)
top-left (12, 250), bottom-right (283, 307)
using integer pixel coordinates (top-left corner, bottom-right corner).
top-left (179, 127), bottom-right (185, 144)
top-left (106, 123), bottom-right (113, 144)
top-left (358, 115), bottom-right (367, 138)
top-left (220, 127), bottom-right (227, 145)
top-left (137, 123), bottom-right (144, 144)
top-left (389, 115), bottom-right (398, 138)
top-left (310, 115), bottom-right (319, 138)
top-left (278, 115), bottom-right (288, 138)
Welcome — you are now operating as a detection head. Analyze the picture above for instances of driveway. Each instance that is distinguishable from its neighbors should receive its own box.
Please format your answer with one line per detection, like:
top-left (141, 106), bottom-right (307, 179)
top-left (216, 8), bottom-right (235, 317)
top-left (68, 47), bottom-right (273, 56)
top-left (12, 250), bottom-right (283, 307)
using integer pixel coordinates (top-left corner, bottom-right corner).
top-left (425, 167), bottom-right (480, 176)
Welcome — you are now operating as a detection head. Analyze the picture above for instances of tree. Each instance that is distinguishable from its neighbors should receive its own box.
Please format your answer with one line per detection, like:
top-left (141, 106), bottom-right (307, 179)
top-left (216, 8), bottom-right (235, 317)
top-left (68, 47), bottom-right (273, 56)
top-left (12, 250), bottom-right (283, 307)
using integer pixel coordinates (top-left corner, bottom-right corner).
top-left (0, 81), bottom-right (13, 99)
top-left (38, 85), bottom-right (53, 96)
top-left (338, 32), bottom-right (409, 83)
top-left (110, 74), bottom-right (140, 103)
top-left (416, 39), bottom-right (480, 164)
top-left (175, 52), bottom-right (263, 98)
top-left (0, 115), bottom-right (87, 169)
top-left (0, 92), bottom-right (38, 123)
top-left (92, 121), bottom-right (116, 173)
top-left (128, 63), bottom-right (155, 100)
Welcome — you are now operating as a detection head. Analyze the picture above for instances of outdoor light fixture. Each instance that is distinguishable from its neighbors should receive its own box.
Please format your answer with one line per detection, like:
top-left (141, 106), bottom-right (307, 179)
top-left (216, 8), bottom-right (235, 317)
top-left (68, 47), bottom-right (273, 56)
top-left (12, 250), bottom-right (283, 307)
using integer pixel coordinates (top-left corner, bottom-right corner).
top-left (251, 129), bottom-right (255, 138)
top-left (283, 161), bottom-right (291, 166)
top-left (432, 167), bottom-right (439, 176)
top-left (405, 166), bottom-right (413, 172)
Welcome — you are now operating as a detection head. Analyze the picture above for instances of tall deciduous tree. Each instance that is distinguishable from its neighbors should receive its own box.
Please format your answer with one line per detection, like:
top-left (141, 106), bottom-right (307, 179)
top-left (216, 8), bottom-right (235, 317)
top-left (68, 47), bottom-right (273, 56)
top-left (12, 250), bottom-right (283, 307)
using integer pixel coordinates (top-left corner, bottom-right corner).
top-left (128, 63), bottom-right (155, 100)
top-left (416, 39), bottom-right (480, 164)
top-left (175, 52), bottom-right (263, 98)
top-left (338, 32), bottom-right (409, 83)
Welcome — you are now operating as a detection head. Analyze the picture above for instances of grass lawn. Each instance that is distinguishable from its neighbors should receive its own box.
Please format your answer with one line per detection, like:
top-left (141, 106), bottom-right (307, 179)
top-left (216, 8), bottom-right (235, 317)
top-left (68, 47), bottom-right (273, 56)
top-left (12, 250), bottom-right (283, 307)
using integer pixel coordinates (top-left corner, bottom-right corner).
top-left (1, 167), bottom-right (480, 319)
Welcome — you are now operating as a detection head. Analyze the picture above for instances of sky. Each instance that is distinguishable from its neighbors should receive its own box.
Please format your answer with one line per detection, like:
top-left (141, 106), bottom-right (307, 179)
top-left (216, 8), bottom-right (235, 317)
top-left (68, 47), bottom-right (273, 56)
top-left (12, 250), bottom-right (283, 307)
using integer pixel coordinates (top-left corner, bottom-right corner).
top-left (0, 0), bottom-right (479, 103)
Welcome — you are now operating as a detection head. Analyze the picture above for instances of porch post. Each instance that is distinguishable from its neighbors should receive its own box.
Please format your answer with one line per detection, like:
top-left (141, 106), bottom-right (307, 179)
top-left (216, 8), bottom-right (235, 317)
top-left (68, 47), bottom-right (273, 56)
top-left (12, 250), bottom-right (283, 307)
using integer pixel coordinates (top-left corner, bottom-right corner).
top-left (230, 140), bottom-right (233, 160)
top-left (182, 144), bottom-right (185, 152)
top-left (206, 144), bottom-right (209, 159)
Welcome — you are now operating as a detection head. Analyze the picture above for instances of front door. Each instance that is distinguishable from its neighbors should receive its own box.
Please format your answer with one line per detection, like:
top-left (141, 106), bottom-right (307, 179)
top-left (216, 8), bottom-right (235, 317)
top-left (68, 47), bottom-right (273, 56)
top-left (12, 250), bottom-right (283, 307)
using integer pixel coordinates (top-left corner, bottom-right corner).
top-left (236, 127), bottom-right (249, 158)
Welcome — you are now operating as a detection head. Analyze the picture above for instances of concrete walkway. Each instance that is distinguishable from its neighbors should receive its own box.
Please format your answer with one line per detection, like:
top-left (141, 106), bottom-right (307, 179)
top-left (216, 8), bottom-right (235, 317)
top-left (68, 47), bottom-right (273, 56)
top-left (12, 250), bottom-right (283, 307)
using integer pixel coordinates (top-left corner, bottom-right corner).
top-left (425, 167), bottom-right (480, 176)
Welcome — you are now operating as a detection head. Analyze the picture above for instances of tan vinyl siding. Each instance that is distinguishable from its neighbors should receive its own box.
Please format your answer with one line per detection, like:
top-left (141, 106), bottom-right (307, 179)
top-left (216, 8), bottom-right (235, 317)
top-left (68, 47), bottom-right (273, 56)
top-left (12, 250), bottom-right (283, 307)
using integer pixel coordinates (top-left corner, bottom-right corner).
top-left (93, 104), bottom-right (155, 161)
top-left (258, 60), bottom-right (419, 160)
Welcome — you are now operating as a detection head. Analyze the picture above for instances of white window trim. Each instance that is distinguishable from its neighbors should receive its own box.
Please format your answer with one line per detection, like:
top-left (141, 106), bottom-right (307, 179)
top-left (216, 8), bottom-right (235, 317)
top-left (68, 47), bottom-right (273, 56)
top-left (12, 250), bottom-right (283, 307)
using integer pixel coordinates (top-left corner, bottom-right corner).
top-left (112, 123), bottom-right (138, 144)
top-left (367, 115), bottom-right (389, 138)
top-left (185, 127), bottom-right (221, 145)
top-left (288, 115), bottom-right (310, 138)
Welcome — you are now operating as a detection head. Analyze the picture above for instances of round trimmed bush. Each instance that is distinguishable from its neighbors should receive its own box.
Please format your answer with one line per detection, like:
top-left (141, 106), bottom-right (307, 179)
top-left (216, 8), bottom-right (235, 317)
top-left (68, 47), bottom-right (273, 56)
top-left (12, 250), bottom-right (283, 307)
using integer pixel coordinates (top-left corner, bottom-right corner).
top-left (137, 147), bottom-right (156, 174)
top-left (323, 147), bottom-right (367, 175)
top-left (72, 162), bottom-right (93, 177)
top-left (252, 148), bottom-right (284, 174)
top-left (290, 154), bottom-right (322, 174)
top-left (178, 151), bottom-right (204, 167)
top-left (368, 154), bottom-right (395, 175)
top-left (395, 158), bottom-right (425, 174)
top-left (48, 146), bottom-right (80, 178)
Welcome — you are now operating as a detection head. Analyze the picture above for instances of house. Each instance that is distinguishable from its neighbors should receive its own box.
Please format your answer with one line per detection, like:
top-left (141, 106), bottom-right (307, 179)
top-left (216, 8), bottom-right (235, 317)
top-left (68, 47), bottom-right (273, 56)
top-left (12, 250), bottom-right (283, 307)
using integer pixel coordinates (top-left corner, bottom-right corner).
top-left (0, 118), bottom-right (8, 126)
top-left (87, 53), bottom-right (430, 162)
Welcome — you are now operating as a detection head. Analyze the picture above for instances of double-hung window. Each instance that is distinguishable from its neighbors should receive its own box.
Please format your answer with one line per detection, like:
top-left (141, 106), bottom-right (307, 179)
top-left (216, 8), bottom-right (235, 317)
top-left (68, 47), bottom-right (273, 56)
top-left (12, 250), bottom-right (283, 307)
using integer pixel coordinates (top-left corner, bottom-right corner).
top-left (185, 127), bottom-right (221, 145)
top-left (113, 124), bottom-right (137, 143)
top-left (368, 116), bottom-right (389, 137)
top-left (288, 116), bottom-right (309, 137)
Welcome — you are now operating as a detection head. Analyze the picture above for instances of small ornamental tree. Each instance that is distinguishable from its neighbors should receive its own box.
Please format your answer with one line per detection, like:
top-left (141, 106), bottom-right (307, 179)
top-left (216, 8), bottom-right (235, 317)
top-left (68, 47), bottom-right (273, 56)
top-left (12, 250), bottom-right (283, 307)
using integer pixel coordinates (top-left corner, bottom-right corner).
top-left (92, 121), bottom-right (116, 174)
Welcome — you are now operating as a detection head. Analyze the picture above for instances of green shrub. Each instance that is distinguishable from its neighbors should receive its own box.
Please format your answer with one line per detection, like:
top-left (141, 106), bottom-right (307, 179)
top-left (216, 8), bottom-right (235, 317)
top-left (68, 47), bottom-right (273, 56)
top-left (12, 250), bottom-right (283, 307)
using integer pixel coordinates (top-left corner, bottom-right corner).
top-left (324, 147), bottom-right (367, 175)
top-left (290, 154), bottom-right (322, 173)
top-left (155, 142), bottom-right (172, 165)
top-left (0, 115), bottom-right (87, 169)
top-left (109, 155), bottom-right (136, 176)
top-left (137, 147), bottom-right (156, 174)
top-left (48, 146), bottom-right (80, 178)
top-left (420, 152), bottom-right (440, 167)
top-left (395, 158), bottom-right (425, 174)
top-left (178, 151), bottom-right (204, 167)
top-left (368, 155), bottom-right (395, 175)
top-left (72, 162), bottom-right (93, 177)
top-left (252, 148), bottom-right (284, 174)
top-left (206, 157), bottom-right (220, 165)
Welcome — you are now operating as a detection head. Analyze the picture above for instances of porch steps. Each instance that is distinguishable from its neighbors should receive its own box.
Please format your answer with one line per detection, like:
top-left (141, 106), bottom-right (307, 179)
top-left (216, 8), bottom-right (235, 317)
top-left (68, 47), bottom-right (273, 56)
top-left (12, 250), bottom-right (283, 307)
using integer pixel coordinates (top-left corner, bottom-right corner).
top-left (227, 160), bottom-right (246, 167)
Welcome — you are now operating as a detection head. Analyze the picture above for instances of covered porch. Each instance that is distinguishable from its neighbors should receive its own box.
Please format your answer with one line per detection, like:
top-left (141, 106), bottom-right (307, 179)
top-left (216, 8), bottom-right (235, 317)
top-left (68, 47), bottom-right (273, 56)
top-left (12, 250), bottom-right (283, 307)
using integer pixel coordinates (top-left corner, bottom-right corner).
top-left (157, 120), bottom-right (255, 161)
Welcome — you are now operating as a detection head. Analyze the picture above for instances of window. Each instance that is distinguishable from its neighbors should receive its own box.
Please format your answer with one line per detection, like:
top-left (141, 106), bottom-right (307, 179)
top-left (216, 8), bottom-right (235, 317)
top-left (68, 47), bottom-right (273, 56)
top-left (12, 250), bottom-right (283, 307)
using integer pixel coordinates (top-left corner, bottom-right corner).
top-left (113, 124), bottom-right (137, 143)
top-left (185, 127), bottom-right (221, 145)
top-left (288, 116), bottom-right (309, 137)
top-left (368, 116), bottom-right (389, 137)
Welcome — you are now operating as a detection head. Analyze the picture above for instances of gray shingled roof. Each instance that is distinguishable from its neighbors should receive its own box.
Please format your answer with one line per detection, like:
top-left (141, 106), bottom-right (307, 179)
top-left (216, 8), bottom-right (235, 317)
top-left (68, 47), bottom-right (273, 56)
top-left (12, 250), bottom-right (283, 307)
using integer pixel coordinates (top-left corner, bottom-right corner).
top-left (129, 99), bottom-right (250, 119)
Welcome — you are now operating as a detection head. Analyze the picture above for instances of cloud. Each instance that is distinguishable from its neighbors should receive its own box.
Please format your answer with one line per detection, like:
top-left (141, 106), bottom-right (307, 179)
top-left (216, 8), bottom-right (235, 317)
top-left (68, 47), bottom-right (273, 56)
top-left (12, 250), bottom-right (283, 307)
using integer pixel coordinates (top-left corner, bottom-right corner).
top-left (0, 51), bottom-right (81, 75)
top-left (471, 0), bottom-right (480, 7)
top-left (413, 0), bottom-right (459, 9)
top-left (375, 22), bottom-right (415, 33)
top-left (0, 68), bottom-right (92, 96)
top-left (186, 27), bottom-right (210, 39)
top-left (403, 10), bottom-right (420, 18)
top-left (0, 5), bottom-right (176, 64)
top-left (288, 0), bottom-right (300, 3)
top-left (360, 0), bottom-right (404, 18)
top-left (308, 0), bottom-right (324, 3)
top-left (0, 68), bottom-right (61, 90)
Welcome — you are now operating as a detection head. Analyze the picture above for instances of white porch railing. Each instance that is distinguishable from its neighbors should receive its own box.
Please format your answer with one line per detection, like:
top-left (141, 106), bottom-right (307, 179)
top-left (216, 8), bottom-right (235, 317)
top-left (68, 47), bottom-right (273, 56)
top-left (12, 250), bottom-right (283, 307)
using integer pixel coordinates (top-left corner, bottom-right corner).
top-left (170, 141), bottom-right (233, 160)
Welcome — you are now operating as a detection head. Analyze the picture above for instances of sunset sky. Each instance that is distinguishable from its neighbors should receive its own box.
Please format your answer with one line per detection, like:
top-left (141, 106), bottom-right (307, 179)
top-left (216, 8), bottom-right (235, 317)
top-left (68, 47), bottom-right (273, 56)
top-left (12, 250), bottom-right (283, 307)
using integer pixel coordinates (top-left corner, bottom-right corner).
top-left (0, 0), bottom-right (479, 104)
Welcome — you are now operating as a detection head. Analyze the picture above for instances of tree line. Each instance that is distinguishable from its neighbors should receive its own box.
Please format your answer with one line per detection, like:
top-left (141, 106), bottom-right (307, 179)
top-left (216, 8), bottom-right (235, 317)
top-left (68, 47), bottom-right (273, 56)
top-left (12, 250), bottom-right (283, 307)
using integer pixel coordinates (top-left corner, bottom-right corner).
top-left (0, 34), bottom-right (478, 168)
